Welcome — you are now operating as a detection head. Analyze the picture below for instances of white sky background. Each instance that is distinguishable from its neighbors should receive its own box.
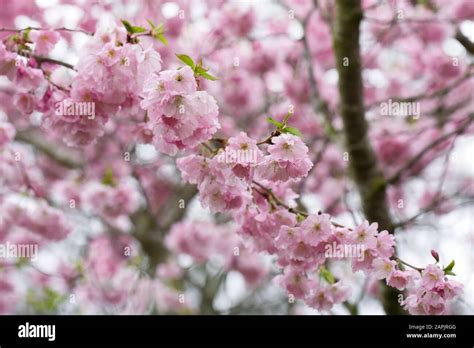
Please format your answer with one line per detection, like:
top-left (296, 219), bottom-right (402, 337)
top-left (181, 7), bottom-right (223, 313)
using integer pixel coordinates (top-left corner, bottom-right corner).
top-left (8, 0), bottom-right (473, 314)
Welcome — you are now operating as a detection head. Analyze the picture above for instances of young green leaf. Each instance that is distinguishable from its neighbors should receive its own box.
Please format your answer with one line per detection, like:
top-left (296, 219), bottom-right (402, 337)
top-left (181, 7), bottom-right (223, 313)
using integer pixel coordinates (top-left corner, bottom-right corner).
top-left (267, 117), bottom-right (283, 128)
top-left (121, 19), bottom-right (134, 33)
top-left (443, 260), bottom-right (455, 274)
top-left (156, 32), bottom-right (168, 45)
top-left (150, 23), bottom-right (168, 45)
top-left (176, 54), bottom-right (195, 68)
top-left (131, 26), bottom-right (147, 33)
top-left (281, 126), bottom-right (302, 137)
top-left (194, 65), bottom-right (219, 80)
top-left (296, 213), bottom-right (306, 223)
top-left (121, 19), bottom-right (147, 34)
top-left (198, 71), bottom-right (219, 81)
top-left (102, 168), bottom-right (116, 187)
top-left (146, 19), bottom-right (156, 29)
top-left (320, 266), bottom-right (335, 284)
top-left (22, 27), bottom-right (32, 41)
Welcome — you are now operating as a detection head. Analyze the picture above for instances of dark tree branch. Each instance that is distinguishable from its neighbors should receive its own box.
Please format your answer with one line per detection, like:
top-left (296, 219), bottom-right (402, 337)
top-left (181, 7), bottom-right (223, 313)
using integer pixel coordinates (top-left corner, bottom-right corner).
top-left (456, 29), bottom-right (474, 55)
top-left (17, 51), bottom-right (77, 71)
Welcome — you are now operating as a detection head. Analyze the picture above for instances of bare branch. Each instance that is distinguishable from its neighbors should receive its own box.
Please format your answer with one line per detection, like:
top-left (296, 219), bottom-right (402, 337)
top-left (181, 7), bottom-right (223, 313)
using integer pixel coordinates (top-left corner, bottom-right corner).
top-left (387, 115), bottom-right (473, 185)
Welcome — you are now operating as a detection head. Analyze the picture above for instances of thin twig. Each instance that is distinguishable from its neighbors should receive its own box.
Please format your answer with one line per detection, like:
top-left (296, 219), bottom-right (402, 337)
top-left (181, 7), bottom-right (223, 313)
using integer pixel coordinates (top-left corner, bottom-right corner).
top-left (0, 26), bottom-right (92, 35)
top-left (387, 115), bottom-right (473, 185)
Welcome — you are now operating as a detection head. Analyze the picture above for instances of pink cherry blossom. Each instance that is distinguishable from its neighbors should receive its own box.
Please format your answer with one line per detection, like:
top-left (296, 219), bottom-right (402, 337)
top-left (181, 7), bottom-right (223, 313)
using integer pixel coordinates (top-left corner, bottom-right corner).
top-left (0, 121), bottom-right (16, 148)
top-left (372, 258), bottom-right (396, 280)
top-left (13, 92), bottom-right (36, 115)
top-left (387, 270), bottom-right (409, 290)
top-left (421, 264), bottom-right (445, 290)
top-left (30, 30), bottom-right (60, 55)
top-left (274, 267), bottom-right (310, 299)
top-left (349, 221), bottom-right (378, 249)
top-left (257, 134), bottom-right (313, 182)
top-left (299, 213), bottom-right (332, 246)
top-left (0, 41), bottom-right (17, 80)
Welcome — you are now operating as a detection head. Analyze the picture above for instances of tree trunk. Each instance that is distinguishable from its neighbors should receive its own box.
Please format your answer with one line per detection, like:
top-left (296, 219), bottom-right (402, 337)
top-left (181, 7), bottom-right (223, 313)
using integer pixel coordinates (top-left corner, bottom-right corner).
top-left (332, 0), bottom-right (405, 315)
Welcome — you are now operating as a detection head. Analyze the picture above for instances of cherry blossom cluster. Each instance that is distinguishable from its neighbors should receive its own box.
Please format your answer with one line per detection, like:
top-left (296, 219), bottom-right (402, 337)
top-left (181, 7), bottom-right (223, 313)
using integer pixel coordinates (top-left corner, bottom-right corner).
top-left (176, 130), bottom-right (349, 311)
top-left (140, 65), bottom-right (220, 155)
top-left (177, 131), bottom-right (312, 212)
top-left (1, 197), bottom-right (72, 242)
top-left (401, 264), bottom-right (464, 315)
top-left (0, 40), bottom-right (47, 116)
top-left (42, 27), bottom-right (163, 147)
top-left (175, 125), bottom-right (463, 313)
top-left (0, 26), bottom-right (165, 147)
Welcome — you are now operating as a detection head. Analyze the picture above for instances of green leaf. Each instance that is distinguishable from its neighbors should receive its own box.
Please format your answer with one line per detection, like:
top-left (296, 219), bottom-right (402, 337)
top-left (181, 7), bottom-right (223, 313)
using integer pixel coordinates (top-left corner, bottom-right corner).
top-left (176, 54), bottom-right (195, 68)
top-left (281, 126), bottom-right (302, 137)
top-left (121, 19), bottom-right (147, 34)
top-left (131, 26), bottom-right (147, 33)
top-left (154, 23), bottom-right (165, 34)
top-left (267, 117), bottom-right (282, 128)
top-left (194, 64), bottom-right (219, 81)
top-left (146, 19), bottom-right (156, 29)
top-left (194, 66), bottom-right (207, 74)
top-left (198, 71), bottom-right (219, 81)
top-left (444, 270), bottom-right (456, 276)
top-left (22, 27), bottom-right (32, 41)
top-left (443, 260), bottom-right (455, 274)
top-left (320, 266), bottom-right (335, 284)
top-left (296, 213), bottom-right (306, 223)
top-left (102, 168), bottom-right (116, 187)
top-left (156, 32), bottom-right (168, 45)
top-left (121, 19), bottom-right (134, 33)
top-left (148, 23), bottom-right (168, 44)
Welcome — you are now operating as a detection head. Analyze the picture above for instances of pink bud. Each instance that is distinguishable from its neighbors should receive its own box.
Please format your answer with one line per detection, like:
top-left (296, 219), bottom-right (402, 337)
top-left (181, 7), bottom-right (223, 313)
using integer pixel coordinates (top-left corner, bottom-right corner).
top-left (431, 249), bottom-right (440, 262)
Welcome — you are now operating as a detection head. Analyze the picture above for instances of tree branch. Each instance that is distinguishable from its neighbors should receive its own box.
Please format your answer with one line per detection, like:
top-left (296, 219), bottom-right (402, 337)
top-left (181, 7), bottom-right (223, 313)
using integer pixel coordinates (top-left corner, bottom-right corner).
top-left (15, 130), bottom-right (83, 169)
top-left (0, 27), bottom-right (92, 35)
top-left (456, 29), bottom-right (474, 55)
top-left (17, 51), bottom-right (76, 71)
top-left (387, 115), bottom-right (473, 185)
